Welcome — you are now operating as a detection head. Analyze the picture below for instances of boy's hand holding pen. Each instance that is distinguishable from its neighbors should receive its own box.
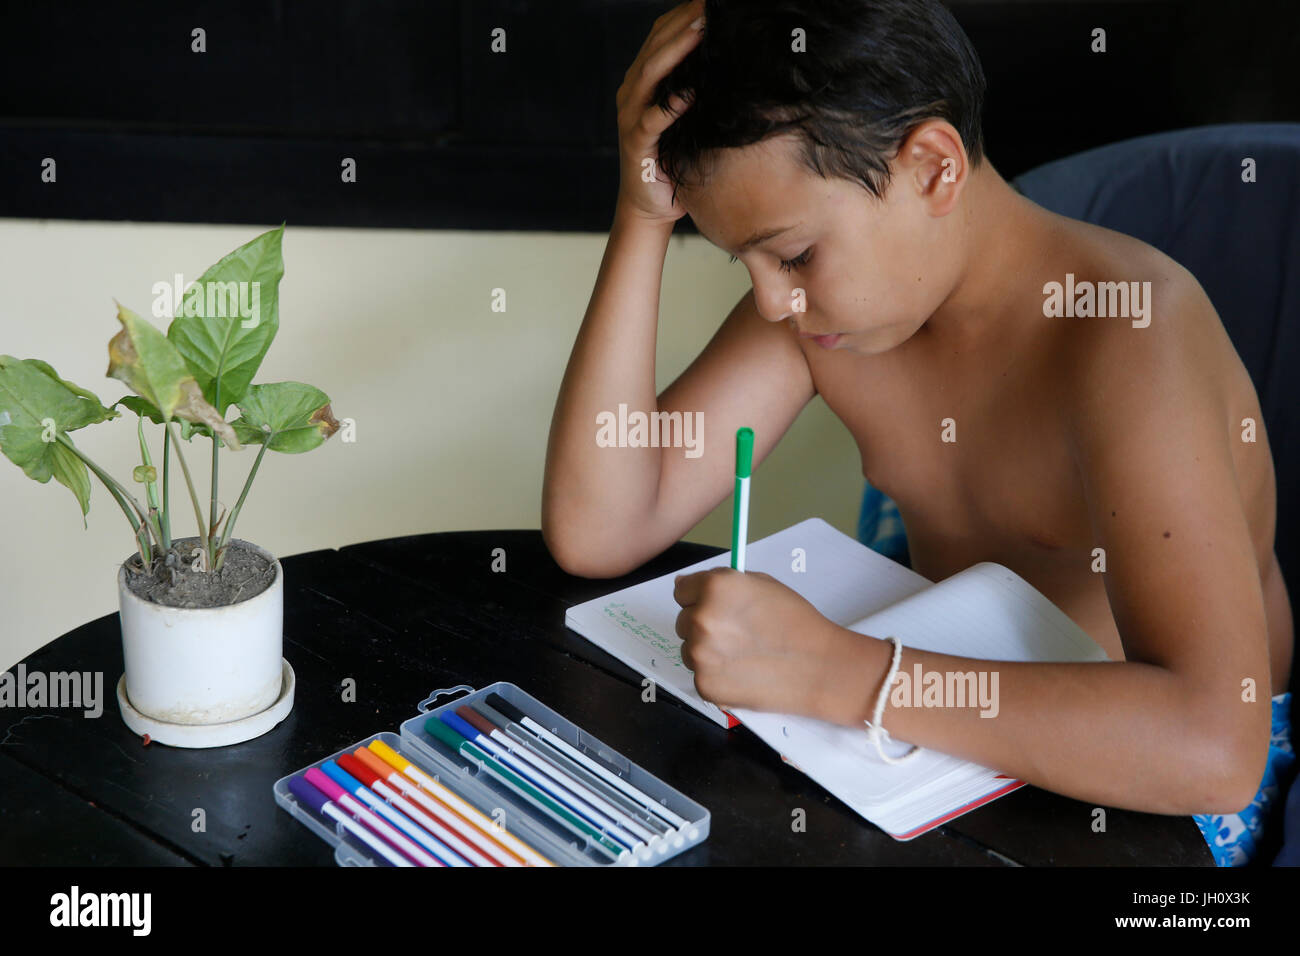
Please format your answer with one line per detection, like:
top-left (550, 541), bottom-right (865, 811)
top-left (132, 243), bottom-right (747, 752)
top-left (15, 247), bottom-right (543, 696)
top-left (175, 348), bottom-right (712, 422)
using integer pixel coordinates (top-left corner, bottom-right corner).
top-left (673, 427), bottom-right (863, 723)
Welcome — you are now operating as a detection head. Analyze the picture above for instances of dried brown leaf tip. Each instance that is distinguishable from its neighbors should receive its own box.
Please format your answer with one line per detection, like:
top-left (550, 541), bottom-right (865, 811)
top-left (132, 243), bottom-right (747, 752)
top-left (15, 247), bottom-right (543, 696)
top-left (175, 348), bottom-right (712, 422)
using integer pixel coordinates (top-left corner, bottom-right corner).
top-left (311, 402), bottom-right (340, 440)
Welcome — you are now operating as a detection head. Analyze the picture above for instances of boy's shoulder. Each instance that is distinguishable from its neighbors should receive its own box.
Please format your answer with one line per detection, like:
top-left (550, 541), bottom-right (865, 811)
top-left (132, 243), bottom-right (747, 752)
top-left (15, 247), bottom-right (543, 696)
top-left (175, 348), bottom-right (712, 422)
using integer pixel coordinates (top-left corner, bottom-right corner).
top-left (1041, 219), bottom-right (1236, 433)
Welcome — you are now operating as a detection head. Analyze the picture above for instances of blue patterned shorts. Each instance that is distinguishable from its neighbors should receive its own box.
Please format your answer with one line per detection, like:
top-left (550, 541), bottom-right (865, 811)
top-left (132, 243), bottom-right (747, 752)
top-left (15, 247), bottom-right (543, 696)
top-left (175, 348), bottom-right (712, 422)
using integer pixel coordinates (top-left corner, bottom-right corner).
top-left (857, 483), bottom-right (910, 567)
top-left (1192, 692), bottom-right (1295, 866)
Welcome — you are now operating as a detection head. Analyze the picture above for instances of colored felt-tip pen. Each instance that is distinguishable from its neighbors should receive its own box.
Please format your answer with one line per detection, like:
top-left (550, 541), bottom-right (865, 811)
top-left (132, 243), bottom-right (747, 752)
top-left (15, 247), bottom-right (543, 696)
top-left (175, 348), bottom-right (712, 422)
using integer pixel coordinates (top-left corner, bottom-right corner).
top-left (733, 426), bottom-right (753, 572)
top-left (486, 692), bottom-right (692, 835)
top-left (304, 766), bottom-right (437, 866)
top-left (468, 699), bottom-right (673, 840)
top-left (288, 773), bottom-right (414, 867)
top-left (426, 715), bottom-right (628, 862)
top-left (456, 704), bottom-right (660, 851)
top-left (366, 739), bottom-right (554, 866)
top-left (319, 759), bottom-right (465, 867)
top-left (437, 710), bottom-right (641, 854)
top-left (337, 751), bottom-right (499, 867)
top-left (348, 746), bottom-right (523, 866)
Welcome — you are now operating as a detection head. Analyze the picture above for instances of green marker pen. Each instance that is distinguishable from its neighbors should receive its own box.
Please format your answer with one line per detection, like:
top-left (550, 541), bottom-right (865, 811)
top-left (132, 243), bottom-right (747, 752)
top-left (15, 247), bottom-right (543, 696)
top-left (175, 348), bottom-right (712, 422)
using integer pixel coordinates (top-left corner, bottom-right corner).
top-left (732, 427), bottom-right (753, 572)
top-left (425, 716), bottom-right (627, 861)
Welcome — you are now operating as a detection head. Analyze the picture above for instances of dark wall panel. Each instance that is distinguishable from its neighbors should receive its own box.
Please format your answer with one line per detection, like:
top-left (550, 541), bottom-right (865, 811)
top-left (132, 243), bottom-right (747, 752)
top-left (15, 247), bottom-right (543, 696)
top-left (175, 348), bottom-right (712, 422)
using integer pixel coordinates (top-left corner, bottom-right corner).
top-left (0, 0), bottom-right (1294, 229)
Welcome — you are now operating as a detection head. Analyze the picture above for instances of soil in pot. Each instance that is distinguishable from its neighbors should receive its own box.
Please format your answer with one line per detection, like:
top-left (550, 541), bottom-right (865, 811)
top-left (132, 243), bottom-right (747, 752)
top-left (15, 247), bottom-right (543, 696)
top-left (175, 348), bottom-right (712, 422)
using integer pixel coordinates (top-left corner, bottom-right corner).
top-left (123, 536), bottom-right (277, 609)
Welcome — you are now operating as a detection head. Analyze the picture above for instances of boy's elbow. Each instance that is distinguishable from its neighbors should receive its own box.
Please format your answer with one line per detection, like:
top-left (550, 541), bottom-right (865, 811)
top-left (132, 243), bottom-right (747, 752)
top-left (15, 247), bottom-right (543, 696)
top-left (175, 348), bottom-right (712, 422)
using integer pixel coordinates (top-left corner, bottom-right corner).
top-left (541, 517), bottom-right (637, 579)
top-left (1204, 764), bottom-right (1264, 818)
top-left (1191, 717), bottom-right (1271, 815)
top-left (541, 515), bottom-right (584, 575)
top-left (541, 494), bottom-right (595, 576)
top-left (1222, 725), bottom-right (1272, 813)
top-left (545, 536), bottom-right (607, 579)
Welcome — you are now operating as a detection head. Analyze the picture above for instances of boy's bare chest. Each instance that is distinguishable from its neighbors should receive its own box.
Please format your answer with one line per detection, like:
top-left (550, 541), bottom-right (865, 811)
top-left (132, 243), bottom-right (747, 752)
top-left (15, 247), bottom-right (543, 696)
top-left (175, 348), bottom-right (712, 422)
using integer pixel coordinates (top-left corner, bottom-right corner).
top-left (810, 343), bottom-right (1129, 654)
top-left (810, 341), bottom-right (1097, 574)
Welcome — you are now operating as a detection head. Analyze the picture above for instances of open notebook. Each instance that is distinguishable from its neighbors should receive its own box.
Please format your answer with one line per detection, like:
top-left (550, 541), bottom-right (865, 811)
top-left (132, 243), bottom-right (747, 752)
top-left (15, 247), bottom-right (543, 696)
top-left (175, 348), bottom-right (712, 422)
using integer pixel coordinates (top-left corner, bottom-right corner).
top-left (564, 517), bottom-right (1110, 840)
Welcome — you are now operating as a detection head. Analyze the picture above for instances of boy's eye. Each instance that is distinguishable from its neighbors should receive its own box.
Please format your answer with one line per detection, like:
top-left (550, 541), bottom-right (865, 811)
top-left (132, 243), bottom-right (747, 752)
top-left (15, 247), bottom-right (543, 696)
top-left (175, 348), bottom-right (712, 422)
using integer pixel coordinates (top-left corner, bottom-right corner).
top-left (778, 248), bottom-right (812, 273)
top-left (728, 248), bottom-right (813, 273)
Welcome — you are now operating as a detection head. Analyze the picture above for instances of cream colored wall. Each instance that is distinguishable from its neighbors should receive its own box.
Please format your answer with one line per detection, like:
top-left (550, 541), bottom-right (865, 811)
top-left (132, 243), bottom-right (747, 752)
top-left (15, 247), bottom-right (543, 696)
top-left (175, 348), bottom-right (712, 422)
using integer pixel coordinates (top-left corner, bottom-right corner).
top-left (0, 219), bottom-right (863, 670)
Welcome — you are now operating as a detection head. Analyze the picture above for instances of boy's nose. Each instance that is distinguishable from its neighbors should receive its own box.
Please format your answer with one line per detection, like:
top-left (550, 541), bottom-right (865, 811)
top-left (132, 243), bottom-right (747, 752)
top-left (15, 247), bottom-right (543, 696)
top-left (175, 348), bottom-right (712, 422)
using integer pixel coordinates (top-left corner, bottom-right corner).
top-left (754, 287), bottom-right (795, 323)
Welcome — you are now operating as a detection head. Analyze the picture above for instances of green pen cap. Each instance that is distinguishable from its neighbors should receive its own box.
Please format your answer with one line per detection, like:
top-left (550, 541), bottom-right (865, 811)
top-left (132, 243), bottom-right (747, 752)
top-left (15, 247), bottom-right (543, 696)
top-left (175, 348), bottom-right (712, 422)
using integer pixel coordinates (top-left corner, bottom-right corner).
top-left (426, 716), bottom-right (465, 749)
top-left (735, 427), bottom-right (754, 479)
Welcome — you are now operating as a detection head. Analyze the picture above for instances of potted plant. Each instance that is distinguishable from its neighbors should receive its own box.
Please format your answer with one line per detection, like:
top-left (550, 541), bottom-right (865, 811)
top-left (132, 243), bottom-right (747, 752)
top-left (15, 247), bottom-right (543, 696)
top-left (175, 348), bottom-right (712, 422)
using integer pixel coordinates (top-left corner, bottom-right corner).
top-left (0, 225), bottom-right (339, 747)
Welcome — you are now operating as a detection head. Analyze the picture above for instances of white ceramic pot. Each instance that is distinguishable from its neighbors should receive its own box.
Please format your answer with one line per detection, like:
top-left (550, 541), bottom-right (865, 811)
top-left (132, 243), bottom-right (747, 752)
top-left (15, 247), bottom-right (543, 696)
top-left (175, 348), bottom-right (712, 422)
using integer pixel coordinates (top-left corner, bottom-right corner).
top-left (117, 539), bottom-right (286, 733)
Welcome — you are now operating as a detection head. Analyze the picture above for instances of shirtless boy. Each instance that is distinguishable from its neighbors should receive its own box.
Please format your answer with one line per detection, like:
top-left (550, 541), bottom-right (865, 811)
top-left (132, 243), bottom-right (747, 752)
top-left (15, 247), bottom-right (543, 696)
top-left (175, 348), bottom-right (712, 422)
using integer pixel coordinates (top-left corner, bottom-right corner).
top-left (541, 0), bottom-right (1294, 860)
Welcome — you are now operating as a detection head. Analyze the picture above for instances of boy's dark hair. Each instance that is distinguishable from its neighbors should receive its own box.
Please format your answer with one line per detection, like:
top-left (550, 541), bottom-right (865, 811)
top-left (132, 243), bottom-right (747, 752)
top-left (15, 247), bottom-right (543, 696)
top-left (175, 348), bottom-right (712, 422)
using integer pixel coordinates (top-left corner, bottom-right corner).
top-left (652, 0), bottom-right (987, 204)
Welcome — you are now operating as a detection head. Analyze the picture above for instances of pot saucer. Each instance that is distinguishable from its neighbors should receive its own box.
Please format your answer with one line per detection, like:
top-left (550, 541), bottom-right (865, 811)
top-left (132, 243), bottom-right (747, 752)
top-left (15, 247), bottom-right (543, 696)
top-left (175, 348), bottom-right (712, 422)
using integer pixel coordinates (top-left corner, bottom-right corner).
top-left (116, 658), bottom-right (295, 748)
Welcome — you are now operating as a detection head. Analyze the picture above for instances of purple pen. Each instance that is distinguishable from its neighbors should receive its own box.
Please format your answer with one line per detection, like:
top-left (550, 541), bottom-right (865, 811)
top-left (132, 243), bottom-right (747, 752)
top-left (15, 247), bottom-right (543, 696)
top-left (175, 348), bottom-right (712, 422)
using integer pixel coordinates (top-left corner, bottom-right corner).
top-left (288, 773), bottom-right (413, 867)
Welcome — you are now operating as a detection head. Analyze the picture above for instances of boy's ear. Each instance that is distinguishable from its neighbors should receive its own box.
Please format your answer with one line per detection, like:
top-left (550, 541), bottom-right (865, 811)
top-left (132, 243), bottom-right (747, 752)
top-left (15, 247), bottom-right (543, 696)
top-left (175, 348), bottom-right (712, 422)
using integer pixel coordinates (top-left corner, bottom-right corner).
top-left (897, 119), bottom-right (968, 217)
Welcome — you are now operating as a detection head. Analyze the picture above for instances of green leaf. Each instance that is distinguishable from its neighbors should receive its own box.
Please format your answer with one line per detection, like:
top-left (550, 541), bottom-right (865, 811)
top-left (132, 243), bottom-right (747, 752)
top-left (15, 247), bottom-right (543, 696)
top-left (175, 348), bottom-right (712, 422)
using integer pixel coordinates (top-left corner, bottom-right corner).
top-left (115, 395), bottom-right (163, 423)
top-left (50, 440), bottom-right (93, 518)
top-left (108, 303), bottom-right (195, 418)
top-left (133, 464), bottom-right (157, 483)
top-left (230, 382), bottom-right (339, 453)
top-left (107, 303), bottom-right (241, 449)
top-left (26, 359), bottom-right (113, 408)
top-left (115, 396), bottom-right (207, 440)
top-left (0, 355), bottom-right (118, 516)
top-left (167, 225), bottom-right (284, 417)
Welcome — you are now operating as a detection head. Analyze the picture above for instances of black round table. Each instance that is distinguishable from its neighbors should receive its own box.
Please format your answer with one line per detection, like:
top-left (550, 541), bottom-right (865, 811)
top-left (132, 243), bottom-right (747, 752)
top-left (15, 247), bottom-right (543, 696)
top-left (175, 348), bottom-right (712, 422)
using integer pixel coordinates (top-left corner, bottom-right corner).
top-left (0, 530), bottom-right (1212, 865)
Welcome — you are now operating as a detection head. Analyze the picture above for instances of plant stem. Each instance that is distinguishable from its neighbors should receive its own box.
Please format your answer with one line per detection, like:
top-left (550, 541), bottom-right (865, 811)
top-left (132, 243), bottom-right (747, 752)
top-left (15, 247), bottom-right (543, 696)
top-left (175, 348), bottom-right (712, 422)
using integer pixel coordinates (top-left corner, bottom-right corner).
top-left (161, 427), bottom-right (172, 545)
top-left (142, 510), bottom-right (164, 565)
top-left (167, 421), bottom-right (210, 572)
top-left (55, 434), bottom-right (153, 566)
top-left (134, 524), bottom-right (153, 568)
top-left (210, 380), bottom-right (221, 566)
top-left (136, 417), bottom-right (168, 550)
top-left (56, 434), bottom-right (150, 528)
top-left (209, 439), bottom-right (219, 565)
top-left (214, 440), bottom-right (268, 572)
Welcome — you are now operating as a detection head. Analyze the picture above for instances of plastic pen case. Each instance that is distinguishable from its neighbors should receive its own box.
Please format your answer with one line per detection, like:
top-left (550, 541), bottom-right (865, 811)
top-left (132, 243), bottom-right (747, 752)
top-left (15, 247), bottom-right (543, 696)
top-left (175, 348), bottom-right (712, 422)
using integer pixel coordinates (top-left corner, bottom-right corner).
top-left (273, 681), bottom-right (710, 866)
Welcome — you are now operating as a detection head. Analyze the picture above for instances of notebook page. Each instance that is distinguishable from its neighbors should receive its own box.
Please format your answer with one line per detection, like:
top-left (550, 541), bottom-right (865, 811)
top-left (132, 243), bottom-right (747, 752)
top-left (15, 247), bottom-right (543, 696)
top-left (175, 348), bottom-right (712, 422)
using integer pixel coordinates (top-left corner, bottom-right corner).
top-left (849, 562), bottom-right (1112, 663)
top-left (564, 518), bottom-right (934, 726)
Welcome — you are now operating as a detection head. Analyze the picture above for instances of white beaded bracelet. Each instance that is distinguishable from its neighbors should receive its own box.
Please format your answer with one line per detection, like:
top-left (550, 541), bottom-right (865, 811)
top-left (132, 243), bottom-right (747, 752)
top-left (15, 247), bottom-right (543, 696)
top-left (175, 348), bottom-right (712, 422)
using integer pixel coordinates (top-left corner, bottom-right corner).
top-left (863, 635), bottom-right (922, 765)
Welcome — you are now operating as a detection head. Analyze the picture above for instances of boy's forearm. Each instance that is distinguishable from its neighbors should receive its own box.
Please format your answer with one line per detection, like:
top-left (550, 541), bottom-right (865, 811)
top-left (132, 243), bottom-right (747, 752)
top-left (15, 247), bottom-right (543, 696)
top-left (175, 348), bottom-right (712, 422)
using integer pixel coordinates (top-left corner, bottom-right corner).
top-left (542, 204), bottom-right (676, 570)
top-left (814, 626), bottom-right (1263, 815)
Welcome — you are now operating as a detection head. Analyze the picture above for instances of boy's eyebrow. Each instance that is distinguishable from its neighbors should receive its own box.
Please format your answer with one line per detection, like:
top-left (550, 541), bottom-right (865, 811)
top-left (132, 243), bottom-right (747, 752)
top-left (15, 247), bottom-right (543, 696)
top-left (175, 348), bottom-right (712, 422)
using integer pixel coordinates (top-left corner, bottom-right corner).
top-left (736, 222), bottom-right (800, 252)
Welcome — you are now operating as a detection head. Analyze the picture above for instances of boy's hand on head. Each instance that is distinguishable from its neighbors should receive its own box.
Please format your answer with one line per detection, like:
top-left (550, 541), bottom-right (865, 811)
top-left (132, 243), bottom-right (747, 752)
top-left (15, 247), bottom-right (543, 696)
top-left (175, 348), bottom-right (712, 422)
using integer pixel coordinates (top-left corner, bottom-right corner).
top-left (673, 567), bottom-right (845, 719)
top-left (614, 0), bottom-right (705, 225)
